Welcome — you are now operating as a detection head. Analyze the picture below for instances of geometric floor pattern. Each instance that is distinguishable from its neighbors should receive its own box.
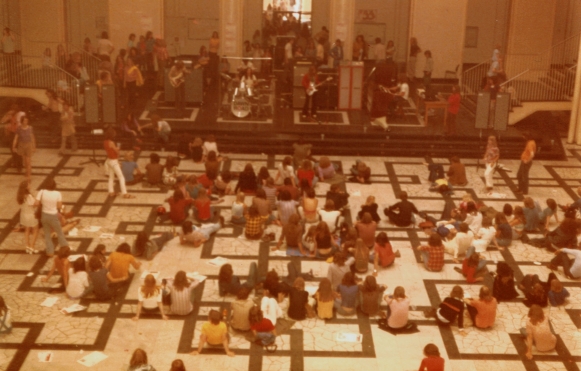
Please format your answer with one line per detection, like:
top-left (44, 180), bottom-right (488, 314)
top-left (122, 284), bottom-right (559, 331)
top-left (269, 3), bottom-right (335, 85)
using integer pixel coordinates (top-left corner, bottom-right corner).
top-left (1, 141), bottom-right (581, 371)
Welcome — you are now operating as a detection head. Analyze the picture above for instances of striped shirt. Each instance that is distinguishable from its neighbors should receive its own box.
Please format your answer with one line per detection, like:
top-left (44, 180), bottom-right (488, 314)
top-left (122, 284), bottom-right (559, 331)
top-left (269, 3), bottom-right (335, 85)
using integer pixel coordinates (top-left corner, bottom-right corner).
top-left (169, 282), bottom-right (197, 315)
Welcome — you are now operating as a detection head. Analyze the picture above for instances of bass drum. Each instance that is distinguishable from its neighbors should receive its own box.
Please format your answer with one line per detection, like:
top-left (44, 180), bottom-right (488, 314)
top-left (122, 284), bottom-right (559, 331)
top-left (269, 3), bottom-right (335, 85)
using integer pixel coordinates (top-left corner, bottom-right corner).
top-left (231, 96), bottom-right (251, 118)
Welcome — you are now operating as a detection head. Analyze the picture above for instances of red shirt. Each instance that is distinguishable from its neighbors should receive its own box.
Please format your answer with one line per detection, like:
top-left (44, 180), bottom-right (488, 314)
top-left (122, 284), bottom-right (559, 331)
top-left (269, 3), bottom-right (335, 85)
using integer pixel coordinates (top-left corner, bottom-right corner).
top-left (462, 258), bottom-right (478, 283)
top-left (301, 73), bottom-right (319, 90)
top-left (447, 93), bottom-right (461, 114)
top-left (195, 199), bottom-right (212, 221)
top-left (419, 356), bottom-right (444, 371)
top-left (197, 173), bottom-right (214, 189)
top-left (169, 198), bottom-right (194, 224)
top-left (297, 169), bottom-right (315, 187)
top-left (374, 243), bottom-right (395, 267)
top-left (104, 140), bottom-right (118, 159)
top-left (250, 318), bottom-right (275, 332)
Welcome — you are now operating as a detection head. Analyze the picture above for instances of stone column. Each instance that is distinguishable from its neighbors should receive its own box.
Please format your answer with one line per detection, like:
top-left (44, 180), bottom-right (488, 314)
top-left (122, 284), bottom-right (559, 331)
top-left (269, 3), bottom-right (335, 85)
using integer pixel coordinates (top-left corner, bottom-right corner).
top-left (567, 35), bottom-right (581, 144)
top-left (329, 0), bottom-right (355, 60)
top-left (220, 0), bottom-right (244, 57)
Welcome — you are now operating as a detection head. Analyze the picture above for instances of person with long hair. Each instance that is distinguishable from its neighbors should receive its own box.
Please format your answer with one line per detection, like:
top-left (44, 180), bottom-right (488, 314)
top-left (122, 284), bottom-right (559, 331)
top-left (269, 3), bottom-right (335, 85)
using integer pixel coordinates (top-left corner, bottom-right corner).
top-left (353, 238), bottom-right (370, 274)
top-left (418, 343), bottom-right (444, 371)
top-left (288, 277), bottom-right (315, 320)
top-left (260, 286), bottom-right (283, 326)
top-left (235, 163), bottom-right (258, 194)
top-left (66, 257), bottom-right (91, 299)
top-left (384, 286), bottom-right (410, 329)
top-left (231, 192), bottom-right (247, 225)
top-left (314, 278), bottom-right (338, 319)
top-left (313, 221), bottom-right (339, 259)
top-left (12, 115), bottom-right (35, 180)
top-left (359, 275), bottom-right (386, 316)
top-left (16, 180), bottom-right (39, 253)
top-left (521, 304), bottom-right (557, 360)
top-left (179, 219), bottom-right (221, 248)
top-left (416, 234), bottom-right (445, 272)
top-left (316, 156), bottom-right (337, 181)
top-left (424, 285), bottom-right (465, 331)
top-left (244, 205), bottom-right (265, 240)
top-left (319, 199), bottom-right (342, 232)
top-left (159, 189), bottom-right (193, 225)
top-left (132, 230), bottom-right (174, 260)
top-left (407, 37), bottom-right (421, 79)
top-left (165, 270), bottom-right (199, 315)
top-left (193, 188), bottom-right (222, 223)
top-left (275, 156), bottom-right (295, 186)
top-left (297, 159), bottom-right (318, 188)
top-left (492, 261), bottom-right (519, 302)
top-left (87, 255), bottom-right (113, 300)
top-left (218, 262), bottom-right (258, 297)
top-left (107, 243), bottom-right (141, 284)
top-left (276, 189), bottom-right (299, 226)
top-left (358, 195), bottom-right (381, 222)
top-left (123, 57), bottom-right (141, 109)
top-left (334, 271), bottom-right (359, 316)
top-left (465, 286), bottom-right (497, 329)
top-left (275, 213), bottom-right (308, 255)
top-left (35, 178), bottom-right (67, 257)
top-left (104, 128), bottom-right (134, 198)
top-left (519, 274), bottom-right (548, 307)
top-left (493, 213), bottom-right (512, 250)
top-left (132, 274), bottom-right (168, 321)
top-left (372, 232), bottom-right (397, 275)
top-left (483, 135), bottom-right (499, 193)
top-left (41, 245), bottom-right (71, 291)
top-left (169, 359), bottom-right (186, 371)
top-left (128, 348), bottom-right (155, 371)
top-left (455, 248), bottom-right (486, 283)
top-left (59, 101), bottom-right (77, 156)
top-left (249, 306), bottom-right (277, 347)
top-left (355, 212), bottom-right (377, 248)
top-left (0, 296), bottom-right (12, 334)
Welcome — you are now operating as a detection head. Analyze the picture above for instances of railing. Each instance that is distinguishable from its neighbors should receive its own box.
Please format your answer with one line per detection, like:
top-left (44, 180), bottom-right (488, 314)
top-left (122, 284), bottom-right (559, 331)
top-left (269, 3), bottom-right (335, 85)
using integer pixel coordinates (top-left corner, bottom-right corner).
top-left (461, 59), bottom-right (490, 98)
top-left (0, 54), bottom-right (83, 111)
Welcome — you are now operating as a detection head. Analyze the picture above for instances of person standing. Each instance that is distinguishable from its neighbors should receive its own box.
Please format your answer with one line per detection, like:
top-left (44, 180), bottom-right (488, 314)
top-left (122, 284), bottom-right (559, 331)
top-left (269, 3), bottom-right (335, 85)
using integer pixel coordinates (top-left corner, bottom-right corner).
top-left (103, 128), bottom-right (134, 199)
top-left (12, 115), bottom-right (35, 181)
top-left (483, 136), bottom-right (499, 193)
top-left (208, 31), bottom-right (220, 83)
top-left (329, 39), bottom-right (343, 68)
top-left (315, 38), bottom-right (325, 67)
top-left (516, 132), bottom-right (536, 194)
top-left (35, 178), bottom-right (67, 257)
top-left (446, 85), bottom-right (461, 135)
top-left (124, 57), bottom-right (141, 109)
top-left (423, 50), bottom-right (433, 98)
top-left (372, 38), bottom-right (386, 63)
top-left (2, 27), bottom-right (16, 85)
top-left (58, 101), bottom-right (77, 156)
top-left (301, 65), bottom-right (319, 119)
top-left (168, 60), bottom-right (189, 117)
top-left (97, 31), bottom-right (115, 62)
top-left (407, 37), bottom-right (421, 80)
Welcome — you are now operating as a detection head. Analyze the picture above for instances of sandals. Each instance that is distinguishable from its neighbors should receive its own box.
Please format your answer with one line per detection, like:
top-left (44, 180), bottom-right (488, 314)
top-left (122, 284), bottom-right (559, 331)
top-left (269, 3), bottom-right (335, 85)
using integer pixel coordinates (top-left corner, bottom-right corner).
top-left (25, 246), bottom-right (39, 254)
top-left (122, 194), bottom-right (136, 199)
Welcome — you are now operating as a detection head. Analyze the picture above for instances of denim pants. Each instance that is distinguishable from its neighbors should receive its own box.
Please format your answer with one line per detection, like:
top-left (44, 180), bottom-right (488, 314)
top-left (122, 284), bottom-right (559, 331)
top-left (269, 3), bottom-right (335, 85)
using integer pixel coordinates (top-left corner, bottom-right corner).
top-left (516, 160), bottom-right (533, 194)
top-left (194, 223), bottom-right (221, 239)
top-left (466, 246), bottom-right (487, 271)
top-left (41, 212), bottom-right (68, 255)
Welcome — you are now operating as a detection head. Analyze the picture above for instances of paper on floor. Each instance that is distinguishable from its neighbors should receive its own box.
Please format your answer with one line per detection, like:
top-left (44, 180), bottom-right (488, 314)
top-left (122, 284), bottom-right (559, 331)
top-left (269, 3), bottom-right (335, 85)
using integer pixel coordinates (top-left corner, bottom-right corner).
top-left (207, 256), bottom-right (229, 267)
top-left (77, 351), bottom-right (108, 367)
top-left (40, 296), bottom-right (59, 307)
top-left (335, 332), bottom-right (362, 343)
top-left (83, 226), bottom-right (101, 232)
top-left (38, 351), bottom-right (53, 362)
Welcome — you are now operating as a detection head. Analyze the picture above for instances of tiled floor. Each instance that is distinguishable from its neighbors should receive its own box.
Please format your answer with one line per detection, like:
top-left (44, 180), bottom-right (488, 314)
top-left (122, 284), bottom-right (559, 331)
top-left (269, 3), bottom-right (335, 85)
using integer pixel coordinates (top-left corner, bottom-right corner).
top-left (0, 141), bottom-right (581, 371)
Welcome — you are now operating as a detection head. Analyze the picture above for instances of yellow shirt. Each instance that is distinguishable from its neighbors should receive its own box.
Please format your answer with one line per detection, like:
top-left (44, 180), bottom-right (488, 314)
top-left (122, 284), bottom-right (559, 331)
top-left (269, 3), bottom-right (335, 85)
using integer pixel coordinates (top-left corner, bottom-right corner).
top-left (202, 322), bottom-right (227, 345)
top-left (521, 140), bottom-right (536, 162)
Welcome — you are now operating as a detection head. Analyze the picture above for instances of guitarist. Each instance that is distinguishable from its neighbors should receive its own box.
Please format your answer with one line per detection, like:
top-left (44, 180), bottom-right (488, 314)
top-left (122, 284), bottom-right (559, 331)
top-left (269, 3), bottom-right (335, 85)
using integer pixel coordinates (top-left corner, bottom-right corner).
top-left (168, 60), bottom-right (189, 116)
top-left (301, 65), bottom-right (320, 119)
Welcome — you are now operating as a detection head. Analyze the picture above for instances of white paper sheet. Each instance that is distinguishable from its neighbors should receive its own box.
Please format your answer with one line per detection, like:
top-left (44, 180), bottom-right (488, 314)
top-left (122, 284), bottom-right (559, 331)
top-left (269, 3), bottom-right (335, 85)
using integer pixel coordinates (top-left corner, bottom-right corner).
top-left (38, 351), bottom-right (53, 362)
top-left (305, 285), bottom-right (318, 296)
top-left (186, 272), bottom-right (207, 282)
top-left (77, 351), bottom-right (108, 367)
top-left (68, 228), bottom-right (79, 236)
top-left (83, 226), bottom-right (101, 232)
top-left (99, 233), bottom-right (114, 239)
top-left (207, 257), bottom-right (229, 267)
top-left (60, 304), bottom-right (87, 315)
top-left (40, 296), bottom-right (59, 307)
top-left (335, 332), bottom-right (362, 343)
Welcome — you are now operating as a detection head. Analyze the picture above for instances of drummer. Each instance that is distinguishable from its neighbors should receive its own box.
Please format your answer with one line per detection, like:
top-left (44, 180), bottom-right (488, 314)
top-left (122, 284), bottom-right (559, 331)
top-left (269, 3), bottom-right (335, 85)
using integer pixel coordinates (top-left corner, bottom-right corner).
top-left (237, 59), bottom-right (257, 77)
top-left (240, 68), bottom-right (257, 90)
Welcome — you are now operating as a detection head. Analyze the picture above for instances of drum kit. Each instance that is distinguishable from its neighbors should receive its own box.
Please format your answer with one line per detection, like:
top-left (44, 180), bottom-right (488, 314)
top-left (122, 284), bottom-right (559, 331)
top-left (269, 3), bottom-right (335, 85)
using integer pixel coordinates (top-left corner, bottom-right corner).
top-left (222, 73), bottom-right (270, 118)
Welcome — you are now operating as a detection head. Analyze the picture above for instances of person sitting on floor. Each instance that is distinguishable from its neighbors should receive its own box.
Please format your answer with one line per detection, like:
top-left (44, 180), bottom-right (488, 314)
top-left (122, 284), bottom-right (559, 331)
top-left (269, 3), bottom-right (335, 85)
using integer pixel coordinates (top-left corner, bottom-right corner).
top-left (493, 213), bottom-right (512, 250)
top-left (454, 247), bottom-right (487, 283)
top-left (547, 274), bottom-right (569, 307)
top-left (164, 270), bottom-right (199, 316)
top-left (443, 222), bottom-right (474, 263)
top-left (144, 152), bottom-right (164, 187)
top-left (193, 188), bottom-right (222, 223)
top-left (244, 205), bottom-right (265, 240)
top-left (334, 271), bottom-right (359, 316)
top-left (159, 189), bottom-right (194, 225)
top-left (423, 285), bottom-right (465, 331)
top-left (418, 344), bottom-right (445, 371)
top-left (121, 151), bottom-right (144, 185)
top-left (465, 286), bottom-right (497, 330)
top-left (358, 195), bottom-right (381, 222)
top-left (519, 274), bottom-right (548, 308)
top-left (359, 275), bottom-right (386, 317)
top-left (316, 156), bottom-right (337, 181)
top-left (235, 163), bottom-right (258, 194)
top-left (66, 256), bottom-right (90, 299)
top-left (372, 232), bottom-right (398, 275)
top-left (314, 278), bottom-right (338, 320)
top-left (297, 159), bottom-right (318, 188)
top-left (132, 274), bottom-right (168, 321)
top-left (326, 184), bottom-right (350, 211)
top-left (249, 306), bottom-right (277, 349)
top-left (548, 246), bottom-right (581, 280)
top-left (314, 221), bottom-right (339, 259)
top-left (383, 286), bottom-right (410, 330)
top-left (274, 213), bottom-right (309, 256)
top-left (319, 199), bottom-right (342, 233)
top-left (447, 156), bottom-right (467, 186)
top-left (87, 255), bottom-right (114, 301)
top-left (218, 262), bottom-right (258, 297)
top-left (190, 309), bottom-right (235, 356)
top-left (298, 187), bottom-right (319, 224)
top-left (492, 261), bottom-right (519, 302)
top-left (384, 191), bottom-right (418, 227)
top-left (230, 287), bottom-right (254, 332)
top-left (415, 234), bottom-right (445, 272)
top-left (521, 304), bottom-right (557, 360)
top-left (349, 160), bottom-right (371, 184)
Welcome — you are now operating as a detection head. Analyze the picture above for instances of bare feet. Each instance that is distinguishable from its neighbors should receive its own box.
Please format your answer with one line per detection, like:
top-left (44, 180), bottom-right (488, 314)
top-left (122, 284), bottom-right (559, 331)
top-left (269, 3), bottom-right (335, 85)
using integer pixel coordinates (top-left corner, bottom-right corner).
top-left (189, 350), bottom-right (199, 356)
top-left (122, 194), bottom-right (136, 199)
top-left (226, 351), bottom-right (235, 357)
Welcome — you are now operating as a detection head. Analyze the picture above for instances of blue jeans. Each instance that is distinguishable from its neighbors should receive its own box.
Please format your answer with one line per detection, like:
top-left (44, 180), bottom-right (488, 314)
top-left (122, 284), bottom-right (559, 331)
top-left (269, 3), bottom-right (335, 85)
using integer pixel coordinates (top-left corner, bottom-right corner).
top-left (194, 223), bottom-right (221, 239)
top-left (41, 212), bottom-right (68, 255)
top-left (231, 216), bottom-right (246, 225)
top-left (466, 246), bottom-right (486, 271)
top-left (333, 298), bottom-right (356, 316)
top-left (255, 331), bottom-right (276, 345)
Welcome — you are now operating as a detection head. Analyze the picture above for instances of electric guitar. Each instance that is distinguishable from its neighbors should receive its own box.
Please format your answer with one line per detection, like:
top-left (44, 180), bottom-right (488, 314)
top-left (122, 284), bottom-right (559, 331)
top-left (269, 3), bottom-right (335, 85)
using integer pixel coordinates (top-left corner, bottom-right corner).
top-left (306, 77), bottom-right (333, 96)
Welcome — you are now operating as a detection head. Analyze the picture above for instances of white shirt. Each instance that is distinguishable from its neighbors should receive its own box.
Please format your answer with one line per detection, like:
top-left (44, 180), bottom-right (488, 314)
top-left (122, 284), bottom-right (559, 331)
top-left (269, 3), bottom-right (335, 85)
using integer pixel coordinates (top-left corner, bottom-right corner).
top-left (36, 190), bottom-right (62, 215)
top-left (318, 210), bottom-right (341, 230)
top-left (261, 296), bottom-right (282, 326)
top-left (454, 231), bottom-right (474, 257)
top-left (285, 42), bottom-right (293, 60)
top-left (316, 44), bottom-right (324, 60)
top-left (97, 39), bottom-right (113, 55)
top-left (277, 163), bottom-right (294, 182)
top-left (373, 44), bottom-right (386, 61)
top-left (66, 269), bottom-right (89, 298)
top-left (424, 57), bottom-right (433, 73)
top-left (473, 226), bottom-right (496, 253)
top-left (157, 121), bottom-right (171, 133)
top-left (203, 141), bottom-right (219, 156)
top-left (465, 212), bottom-right (483, 233)
top-left (138, 287), bottom-right (162, 309)
top-left (399, 83), bottom-right (410, 100)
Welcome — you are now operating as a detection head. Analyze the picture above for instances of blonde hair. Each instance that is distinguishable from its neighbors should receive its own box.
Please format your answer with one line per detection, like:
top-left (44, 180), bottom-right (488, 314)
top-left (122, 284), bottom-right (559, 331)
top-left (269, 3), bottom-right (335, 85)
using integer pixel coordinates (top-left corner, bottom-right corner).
top-left (140, 274), bottom-right (160, 299)
top-left (236, 192), bottom-right (245, 204)
top-left (365, 195), bottom-right (375, 205)
top-left (393, 286), bottom-right (406, 299)
top-left (319, 156), bottom-right (331, 169)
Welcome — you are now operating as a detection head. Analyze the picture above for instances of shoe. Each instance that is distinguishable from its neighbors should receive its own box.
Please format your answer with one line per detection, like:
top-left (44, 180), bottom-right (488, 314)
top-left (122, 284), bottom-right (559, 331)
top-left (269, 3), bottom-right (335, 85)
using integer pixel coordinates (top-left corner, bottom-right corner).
top-left (394, 250), bottom-right (401, 258)
top-left (453, 266), bottom-right (463, 274)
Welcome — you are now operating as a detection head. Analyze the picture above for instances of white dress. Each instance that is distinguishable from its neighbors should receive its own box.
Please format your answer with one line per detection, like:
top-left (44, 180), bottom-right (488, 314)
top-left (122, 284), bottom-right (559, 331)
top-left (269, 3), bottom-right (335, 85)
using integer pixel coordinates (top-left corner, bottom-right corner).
top-left (20, 194), bottom-right (38, 228)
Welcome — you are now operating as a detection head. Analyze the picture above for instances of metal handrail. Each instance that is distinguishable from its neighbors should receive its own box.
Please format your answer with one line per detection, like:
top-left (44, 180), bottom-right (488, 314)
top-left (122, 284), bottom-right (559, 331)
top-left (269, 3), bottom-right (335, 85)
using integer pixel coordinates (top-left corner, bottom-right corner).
top-left (499, 69), bottom-right (529, 86)
top-left (463, 59), bottom-right (490, 74)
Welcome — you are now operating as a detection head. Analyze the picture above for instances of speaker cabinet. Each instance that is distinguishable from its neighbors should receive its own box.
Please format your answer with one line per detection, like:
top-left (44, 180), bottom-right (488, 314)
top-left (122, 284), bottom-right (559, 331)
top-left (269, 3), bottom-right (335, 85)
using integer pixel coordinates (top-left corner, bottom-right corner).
top-left (293, 86), bottom-right (306, 108)
top-left (494, 92), bottom-right (510, 131)
top-left (102, 85), bottom-right (116, 123)
top-left (474, 91), bottom-right (491, 129)
top-left (84, 85), bottom-right (99, 124)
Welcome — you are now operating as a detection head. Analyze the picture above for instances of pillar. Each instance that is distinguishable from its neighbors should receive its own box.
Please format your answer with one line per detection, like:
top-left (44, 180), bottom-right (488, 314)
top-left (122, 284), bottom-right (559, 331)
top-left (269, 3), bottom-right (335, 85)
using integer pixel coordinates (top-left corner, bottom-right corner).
top-left (329, 0), bottom-right (355, 61)
top-left (567, 35), bottom-right (581, 144)
top-left (220, 0), bottom-right (244, 57)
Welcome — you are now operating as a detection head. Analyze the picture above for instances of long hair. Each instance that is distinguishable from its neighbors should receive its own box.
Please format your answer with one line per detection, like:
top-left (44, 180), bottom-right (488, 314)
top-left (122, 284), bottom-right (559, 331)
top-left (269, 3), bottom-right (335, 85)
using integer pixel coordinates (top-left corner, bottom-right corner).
top-left (140, 274), bottom-right (160, 299)
top-left (218, 264), bottom-right (233, 284)
top-left (393, 286), bottom-right (406, 299)
top-left (362, 275), bottom-right (378, 293)
top-left (72, 257), bottom-right (86, 273)
top-left (317, 278), bottom-right (334, 302)
top-left (315, 221), bottom-right (331, 240)
top-left (170, 359), bottom-right (186, 371)
top-left (173, 270), bottom-right (190, 292)
top-left (16, 180), bottom-right (29, 205)
top-left (375, 232), bottom-right (390, 247)
top-left (354, 238), bottom-right (369, 262)
top-left (341, 271), bottom-right (357, 287)
top-left (134, 232), bottom-right (148, 257)
top-left (248, 305), bottom-right (263, 325)
top-left (528, 304), bottom-right (545, 326)
top-left (129, 348), bottom-right (148, 367)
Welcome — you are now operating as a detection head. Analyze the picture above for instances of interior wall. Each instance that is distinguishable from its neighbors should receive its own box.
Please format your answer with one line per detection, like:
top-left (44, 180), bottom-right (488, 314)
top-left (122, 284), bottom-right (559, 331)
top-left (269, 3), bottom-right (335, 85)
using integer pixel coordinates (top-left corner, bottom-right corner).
top-left (463, 0), bottom-right (509, 64)
top-left (0, 0), bottom-right (21, 37)
top-left (409, 0), bottom-right (467, 78)
top-left (164, 0), bottom-right (219, 56)
top-left (66, 0), bottom-right (109, 47)
top-left (354, 0), bottom-right (410, 63)
top-left (311, 0), bottom-right (330, 37)
top-left (109, 0), bottom-right (163, 57)
top-left (243, 0), bottom-right (262, 44)
top-left (19, 0), bottom-right (65, 55)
